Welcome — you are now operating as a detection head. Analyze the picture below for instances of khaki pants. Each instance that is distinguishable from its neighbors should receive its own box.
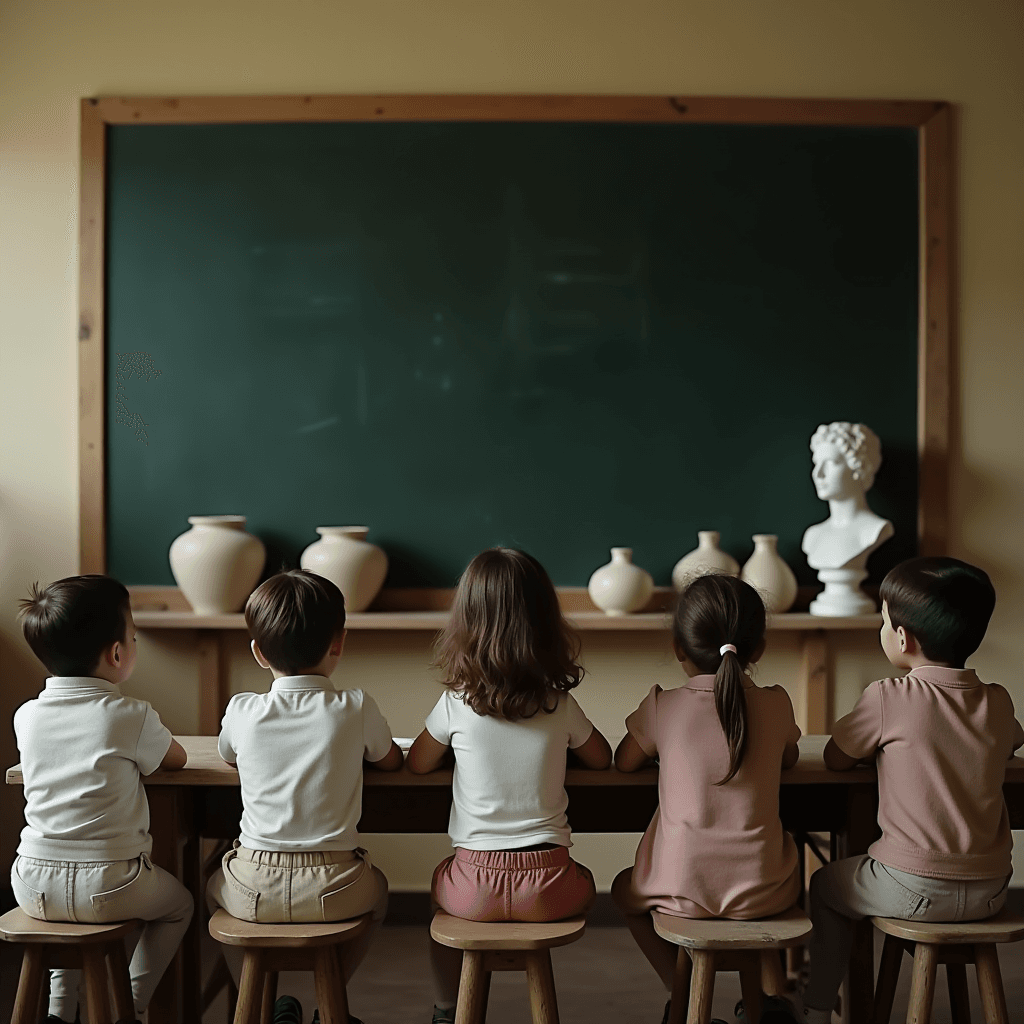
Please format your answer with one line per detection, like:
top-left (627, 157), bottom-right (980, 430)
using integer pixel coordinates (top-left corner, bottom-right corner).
top-left (207, 841), bottom-right (388, 986)
top-left (12, 852), bottom-right (194, 1019)
top-left (805, 855), bottom-right (1011, 1013)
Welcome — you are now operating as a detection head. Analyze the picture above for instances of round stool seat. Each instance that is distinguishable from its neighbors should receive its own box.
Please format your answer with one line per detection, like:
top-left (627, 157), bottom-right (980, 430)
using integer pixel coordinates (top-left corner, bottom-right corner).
top-left (429, 912), bottom-right (586, 951)
top-left (871, 907), bottom-right (1024, 945)
top-left (0, 908), bottom-right (140, 944)
top-left (652, 905), bottom-right (813, 950)
top-left (208, 908), bottom-right (370, 948)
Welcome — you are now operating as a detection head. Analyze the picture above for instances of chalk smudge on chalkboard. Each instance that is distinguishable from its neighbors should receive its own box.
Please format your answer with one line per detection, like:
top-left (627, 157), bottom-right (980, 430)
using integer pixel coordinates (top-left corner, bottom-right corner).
top-left (114, 351), bottom-right (161, 446)
top-left (296, 416), bottom-right (339, 435)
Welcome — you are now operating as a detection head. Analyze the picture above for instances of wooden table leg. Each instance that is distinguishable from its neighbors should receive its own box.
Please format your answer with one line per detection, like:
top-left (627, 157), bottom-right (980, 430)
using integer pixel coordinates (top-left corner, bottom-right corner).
top-left (198, 629), bottom-right (228, 736)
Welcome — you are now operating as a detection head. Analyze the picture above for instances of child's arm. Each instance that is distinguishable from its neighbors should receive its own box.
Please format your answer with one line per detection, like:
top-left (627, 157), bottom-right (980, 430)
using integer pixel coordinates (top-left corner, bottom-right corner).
top-left (366, 740), bottom-right (403, 771)
top-left (823, 736), bottom-right (866, 771)
top-left (781, 740), bottom-right (800, 770)
top-left (615, 732), bottom-right (654, 772)
top-left (570, 727), bottom-right (612, 770)
top-left (406, 728), bottom-right (450, 774)
top-left (160, 738), bottom-right (188, 769)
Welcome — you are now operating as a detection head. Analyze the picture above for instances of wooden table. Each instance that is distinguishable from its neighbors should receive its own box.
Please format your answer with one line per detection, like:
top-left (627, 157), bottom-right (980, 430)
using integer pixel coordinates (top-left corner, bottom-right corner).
top-left (11, 738), bottom-right (1023, 1024)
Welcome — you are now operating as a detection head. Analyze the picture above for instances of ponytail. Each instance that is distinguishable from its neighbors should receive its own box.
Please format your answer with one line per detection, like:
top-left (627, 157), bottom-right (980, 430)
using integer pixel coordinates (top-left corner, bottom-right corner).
top-left (672, 574), bottom-right (767, 786)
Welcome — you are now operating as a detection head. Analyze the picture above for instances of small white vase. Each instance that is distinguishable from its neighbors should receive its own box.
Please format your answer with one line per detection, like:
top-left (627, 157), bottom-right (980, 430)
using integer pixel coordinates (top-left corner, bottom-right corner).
top-left (671, 531), bottom-right (740, 591)
top-left (588, 547), bottom-right (654, 616)
top-left (299, 526), bottom-right (388, 613)
top-left (169, 515), bottom-right (266, 615)
top-left (740, 534), bottom-right (798, 614)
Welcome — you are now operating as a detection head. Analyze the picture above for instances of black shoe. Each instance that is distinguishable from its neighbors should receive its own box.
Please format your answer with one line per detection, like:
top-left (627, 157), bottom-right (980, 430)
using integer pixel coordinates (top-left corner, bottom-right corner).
top-left (273, 996), bottom-right (303, 1024)
top-left (311, 1010), bottom-right (364, 1024)
top-left (431, 1007), bottom-right (456, 1024)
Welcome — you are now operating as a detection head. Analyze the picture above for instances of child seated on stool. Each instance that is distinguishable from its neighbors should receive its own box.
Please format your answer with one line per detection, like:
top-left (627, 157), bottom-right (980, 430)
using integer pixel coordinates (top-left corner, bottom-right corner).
top-left (207, 569), bottom-right (402, 1024)
top-left (785, 556), bottom-right (1023, 1024)
top-left (13, 574), bottom-right (194, 1024)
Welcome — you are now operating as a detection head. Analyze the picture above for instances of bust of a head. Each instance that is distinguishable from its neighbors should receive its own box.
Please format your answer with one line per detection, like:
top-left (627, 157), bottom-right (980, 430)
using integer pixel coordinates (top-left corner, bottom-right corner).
top-left (809, 421), bottom-right (882, 500)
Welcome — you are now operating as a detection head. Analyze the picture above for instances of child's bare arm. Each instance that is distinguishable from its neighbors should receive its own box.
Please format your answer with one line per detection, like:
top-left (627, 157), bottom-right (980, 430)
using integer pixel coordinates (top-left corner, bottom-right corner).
top-left (160, 738), bottom-right (188, 769)
top-left (570, 728), bottom-right (612, 770)
top-left (615, 732), bottom-right (654, 772)
top-left (366, 740), bottom-right (404, 771)
top-left (823, 737), bottom-right (864, 771)
top-left (781, 741), bottom-right (800, 769)
top-left (406, 728), bottom-right (450, 774)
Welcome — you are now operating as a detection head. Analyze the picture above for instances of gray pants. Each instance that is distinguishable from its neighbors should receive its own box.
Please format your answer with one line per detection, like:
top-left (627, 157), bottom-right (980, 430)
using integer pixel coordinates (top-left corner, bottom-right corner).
top-left (12, 852), bottom-right (194, 1020)
top-left (804, 855), bottom-right (1010, 1012)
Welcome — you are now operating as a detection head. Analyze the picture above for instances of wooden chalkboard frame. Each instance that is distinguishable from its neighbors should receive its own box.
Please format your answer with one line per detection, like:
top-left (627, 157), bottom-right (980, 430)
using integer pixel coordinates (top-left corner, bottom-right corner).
top-left (78, 94), bottom-right (953, 575)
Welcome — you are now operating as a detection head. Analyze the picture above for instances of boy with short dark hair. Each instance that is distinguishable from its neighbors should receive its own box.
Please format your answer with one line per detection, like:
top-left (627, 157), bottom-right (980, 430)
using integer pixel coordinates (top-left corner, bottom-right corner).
top-left (207, 569), bottom-right (402, 1024)
top-left (13, 574), bottom-right (194, 1024)
top-left (779, 557), bottom-right (1022, 1024)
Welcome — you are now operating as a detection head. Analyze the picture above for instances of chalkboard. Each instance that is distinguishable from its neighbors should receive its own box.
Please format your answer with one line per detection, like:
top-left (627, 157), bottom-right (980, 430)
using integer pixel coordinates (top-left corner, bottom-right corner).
top-left (105, 119), bottom-right (919, 588)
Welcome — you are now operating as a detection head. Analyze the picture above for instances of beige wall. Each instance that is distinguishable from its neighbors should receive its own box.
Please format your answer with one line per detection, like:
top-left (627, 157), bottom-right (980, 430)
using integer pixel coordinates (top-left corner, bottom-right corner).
top-left (2, 0), bottom-right (1022, 887)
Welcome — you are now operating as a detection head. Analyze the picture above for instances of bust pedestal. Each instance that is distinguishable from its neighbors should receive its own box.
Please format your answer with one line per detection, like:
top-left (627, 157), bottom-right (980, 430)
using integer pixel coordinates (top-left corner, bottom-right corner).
top-left (809, 567), bottom-right (877, 617)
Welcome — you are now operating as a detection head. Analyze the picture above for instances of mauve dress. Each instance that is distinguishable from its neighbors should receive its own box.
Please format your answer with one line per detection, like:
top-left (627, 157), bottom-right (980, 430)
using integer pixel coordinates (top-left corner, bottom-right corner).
top-left (623, 675), bottom-right (801, 919)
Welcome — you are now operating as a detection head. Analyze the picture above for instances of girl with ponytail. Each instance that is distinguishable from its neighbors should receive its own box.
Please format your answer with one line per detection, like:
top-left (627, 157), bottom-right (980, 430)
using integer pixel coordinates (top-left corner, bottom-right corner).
top-left (611, 573), bottom-right (802, 1017)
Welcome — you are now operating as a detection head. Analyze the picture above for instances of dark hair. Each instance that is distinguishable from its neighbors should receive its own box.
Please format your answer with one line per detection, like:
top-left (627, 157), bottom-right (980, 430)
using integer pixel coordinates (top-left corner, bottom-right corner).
top-left (18, 574), bottom-right (131, 677)
top-left (879, 556), bottom-right (995, 668)
top-left (244, 570), bottom-right (347, 674)
top-left (673, 573), bottom-right (767, 785)
top-left (434, 548), bottom-right (583, 721)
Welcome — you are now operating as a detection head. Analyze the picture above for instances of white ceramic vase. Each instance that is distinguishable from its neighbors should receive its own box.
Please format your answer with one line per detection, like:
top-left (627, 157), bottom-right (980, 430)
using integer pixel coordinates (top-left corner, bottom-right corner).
top-left (588, 547), bottom-right (654, 616)
top-left (740, 534), bottom-right (798, 613)
top-left (299, 526), bottom-right (388, 613)
top-left (168, 515), bottom-right (266, 615)
top-left (671, 531), bottom-right (740, 591)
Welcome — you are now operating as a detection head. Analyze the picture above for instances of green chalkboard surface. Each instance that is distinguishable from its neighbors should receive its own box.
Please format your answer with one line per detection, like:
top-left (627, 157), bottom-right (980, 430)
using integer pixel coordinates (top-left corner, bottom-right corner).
top-left (106, 121), bottom-right (918, 588)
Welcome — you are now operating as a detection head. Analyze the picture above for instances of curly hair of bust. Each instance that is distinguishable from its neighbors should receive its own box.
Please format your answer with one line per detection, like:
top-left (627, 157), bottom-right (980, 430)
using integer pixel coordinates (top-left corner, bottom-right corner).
top-left (673, 573), bottom-right (767, 785)
top-left (810, 421), bottom-right (883, 491)
top-left (434, 548), bottom-right (583, 721)
top-left (18, 574), bottom-right (131, 677)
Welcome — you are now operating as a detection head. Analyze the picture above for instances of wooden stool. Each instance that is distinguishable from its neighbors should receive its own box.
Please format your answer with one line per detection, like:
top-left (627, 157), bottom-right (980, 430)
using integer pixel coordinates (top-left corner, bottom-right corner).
top-left (208, 908), bottom-right (371, 1024)
top-left (429, 911), bottom-right (586, 1024)
top-left (652, 906), bottom-right (813, 1024)
top-left (0, 908), bottom-right (140, 1024)
top-left (872, 909), bottom-right (1024, 1024)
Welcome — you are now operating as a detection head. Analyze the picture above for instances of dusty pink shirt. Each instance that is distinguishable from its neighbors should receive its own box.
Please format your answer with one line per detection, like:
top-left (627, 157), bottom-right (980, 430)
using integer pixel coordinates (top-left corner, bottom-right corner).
top-left (832, 666), bottom-right (1024, 880)
top-left (625, 676), bottom-right (801, 919)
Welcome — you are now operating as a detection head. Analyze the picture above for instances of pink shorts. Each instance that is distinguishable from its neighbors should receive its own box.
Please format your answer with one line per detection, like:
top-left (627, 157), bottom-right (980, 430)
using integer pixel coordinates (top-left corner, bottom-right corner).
top-left (432, 846), bottom-right (596, 923)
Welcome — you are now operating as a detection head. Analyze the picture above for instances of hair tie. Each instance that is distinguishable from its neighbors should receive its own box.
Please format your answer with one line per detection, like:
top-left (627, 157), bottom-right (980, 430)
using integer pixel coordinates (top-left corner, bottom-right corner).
top-left (719, 644), bottom-right (737, 656)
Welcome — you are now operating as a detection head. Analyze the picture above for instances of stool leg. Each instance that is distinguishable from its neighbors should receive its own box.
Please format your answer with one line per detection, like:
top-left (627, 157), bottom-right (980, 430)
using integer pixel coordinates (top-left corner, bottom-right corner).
top-left (687, 949), bottom-right (715, 1024)
top-left (83, 946), bottom-right (114, 1024)
top-left (106, 940), bottom-right (135, 1021)
top-left (525, 950), bottom-right (560, 1024)
top-left (260, 970), bottom-right (279, 1024)
top-left (12, 946), bottom-right (47, 1024)
top-left (873, 933), bottom-right (905, 1024)
top-left (738, 953), bottom-right (762, 1024)
top-left (667, 947), bottom-right (692, 1024)
top-left (314, 945), bottom-right (350, 1024)
top-left (945, 962), bottom-right (971, 1024)
top-left (455, 950), bottom-right (489, 1024)
top-left (761, 950), bottom-right (786, 997)
top-left (905, 942), bottom-right (937, 1024)
top-left (236, 949), bottom-right (266, 1024)
top-left (974, 944), bottom-right (1009, 1024)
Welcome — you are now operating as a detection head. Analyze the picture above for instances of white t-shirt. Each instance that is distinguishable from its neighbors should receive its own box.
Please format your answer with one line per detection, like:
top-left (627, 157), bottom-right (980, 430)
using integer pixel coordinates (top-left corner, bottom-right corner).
top-left (424, 689), bottom-right (594, 850)
top-left (14, 677), bottom-right (173, 862)
top-left (219, 676), bottom-right (393, 852)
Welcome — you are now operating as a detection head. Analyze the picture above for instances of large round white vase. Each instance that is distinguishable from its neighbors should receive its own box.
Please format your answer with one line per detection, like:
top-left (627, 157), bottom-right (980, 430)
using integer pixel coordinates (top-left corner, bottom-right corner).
top-left (740, 534), bottom-right (798, 614)
top-left (169, 515), bottom-right (266, 615)
top-left (299, 526), bottom-right (388, 613)
top-left (588, 547), bottom-right (654, 616)
top-left (671, 531), bottom-right (740, 591)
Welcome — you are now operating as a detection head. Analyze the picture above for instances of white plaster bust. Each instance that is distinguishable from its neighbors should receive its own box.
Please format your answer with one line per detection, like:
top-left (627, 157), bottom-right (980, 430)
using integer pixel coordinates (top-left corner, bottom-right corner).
top-left (801, 422), bottom-right (894, 616)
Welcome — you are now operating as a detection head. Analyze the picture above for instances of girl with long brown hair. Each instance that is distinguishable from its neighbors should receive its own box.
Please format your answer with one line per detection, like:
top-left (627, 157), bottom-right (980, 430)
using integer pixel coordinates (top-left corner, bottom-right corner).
top-left (407, 548), bottom-right (612, 1024)
top-left (611, 572), bottom-right (802, 1024)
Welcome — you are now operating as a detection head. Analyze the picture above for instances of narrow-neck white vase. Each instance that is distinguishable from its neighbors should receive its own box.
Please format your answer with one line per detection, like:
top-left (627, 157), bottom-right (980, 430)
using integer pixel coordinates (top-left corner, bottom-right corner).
top-left (168, 515), bottom-right (266, 615)
top-left (672, 531), bottom-right (740, 591)
top-left (588, 547), bottom-right (654, 616)
top-left (740, 534), bottom-right (798, 614)
top-left (300, 526), bottom-right (389, 613)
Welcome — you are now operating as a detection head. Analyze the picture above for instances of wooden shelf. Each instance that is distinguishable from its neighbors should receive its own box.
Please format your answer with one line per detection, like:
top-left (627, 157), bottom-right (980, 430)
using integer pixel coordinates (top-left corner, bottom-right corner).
top-left (133, 609), bottom-right (881, 631)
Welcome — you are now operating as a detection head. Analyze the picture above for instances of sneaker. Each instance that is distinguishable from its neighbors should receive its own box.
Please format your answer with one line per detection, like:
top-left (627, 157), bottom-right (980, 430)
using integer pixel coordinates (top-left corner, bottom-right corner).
top-left (273, 996), bottom-right (303, 1024)
top-left (431, 1007), bottom-right (456, 1024)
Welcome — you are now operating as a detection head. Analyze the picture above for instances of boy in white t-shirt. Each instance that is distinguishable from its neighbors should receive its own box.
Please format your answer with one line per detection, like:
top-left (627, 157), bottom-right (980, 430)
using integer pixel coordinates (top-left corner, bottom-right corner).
top-left (207, 569), bottom-right (402, 1024)
top-left (13, 574), bottom-right (194, 1024)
